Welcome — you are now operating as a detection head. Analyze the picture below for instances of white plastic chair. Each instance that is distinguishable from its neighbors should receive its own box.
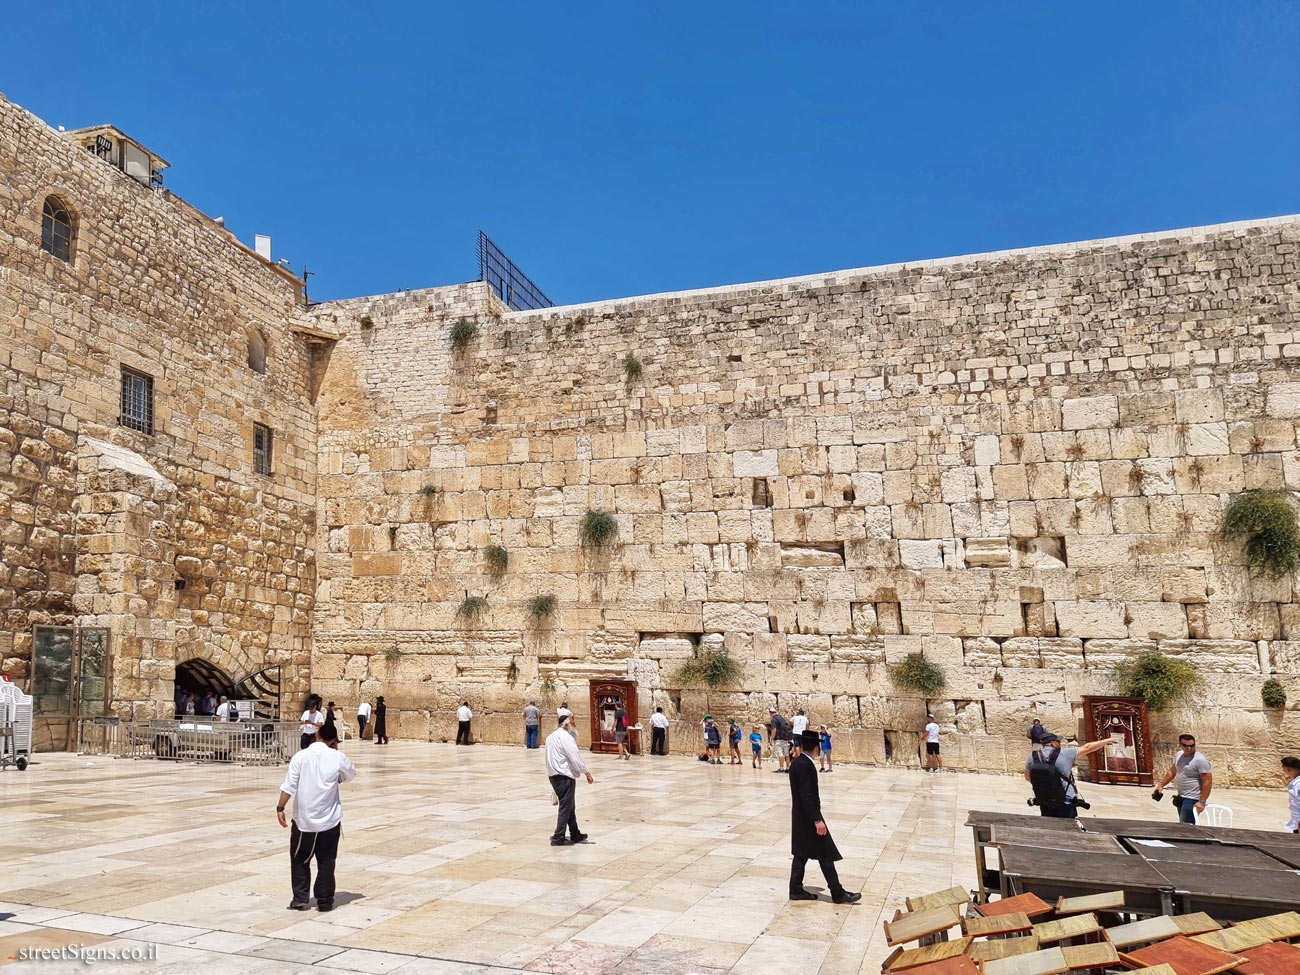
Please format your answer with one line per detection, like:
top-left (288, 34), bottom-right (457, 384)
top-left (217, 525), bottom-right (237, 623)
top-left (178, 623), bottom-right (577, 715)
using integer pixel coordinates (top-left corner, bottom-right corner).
top-left (1195, 803), bottom-right (1233, 827)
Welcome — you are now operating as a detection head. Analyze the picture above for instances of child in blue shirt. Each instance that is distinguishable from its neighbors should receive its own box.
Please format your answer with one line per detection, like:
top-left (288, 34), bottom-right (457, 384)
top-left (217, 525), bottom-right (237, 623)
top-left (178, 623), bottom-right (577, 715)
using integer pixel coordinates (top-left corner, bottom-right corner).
top-left (818, 724), bottom-right (833, 773)
top-left (749, 726), bottom-right (764, 768)
top-left (728, 719), bottom-right (742, 765)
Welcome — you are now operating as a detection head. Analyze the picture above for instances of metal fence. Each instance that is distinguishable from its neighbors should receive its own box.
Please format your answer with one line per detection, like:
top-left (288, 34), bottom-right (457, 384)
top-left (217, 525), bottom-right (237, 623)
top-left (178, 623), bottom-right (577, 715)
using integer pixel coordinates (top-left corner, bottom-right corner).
top-left (477, 231), bottom-right (554, 311)
top-left (78, 717), bottom-right (300, 766)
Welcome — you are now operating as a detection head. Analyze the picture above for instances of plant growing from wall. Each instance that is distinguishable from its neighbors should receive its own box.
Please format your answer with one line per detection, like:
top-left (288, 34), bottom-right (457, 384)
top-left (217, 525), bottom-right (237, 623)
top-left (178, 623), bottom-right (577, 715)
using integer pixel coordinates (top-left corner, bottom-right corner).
top-left (383, 643), bottom-right (404, 663)
top-left (1221, 489), bottom-right (1300, 578)
top-left (669, 647), bottom-right (744, 712)
top-left (527, 594), bottom-right (557, 624)
top-left (507, 656), bottom-right (519, 683)
top-left (622, 354), bottom-right (643, 382)
top-left (1114, 648), bottom-right (1202, 710)
top-left (1261, 678), bottom-right (1287, 709)
top-left (449, 318), bottom-right (479, 352)
top-left (888, 654), bottom-right (946, 696)
top-left (455, 595), bottom-right (488, 624)
top-left (418, 485), bottom-right (438, 496)
top-left (359, 314), bottom-right (374, 329)
top-left (483, 544), bottom-right (509, 574)
top-left (579, 509), bottom-right (618, 549)
top-left (539, 678), bottom-right (558, 700)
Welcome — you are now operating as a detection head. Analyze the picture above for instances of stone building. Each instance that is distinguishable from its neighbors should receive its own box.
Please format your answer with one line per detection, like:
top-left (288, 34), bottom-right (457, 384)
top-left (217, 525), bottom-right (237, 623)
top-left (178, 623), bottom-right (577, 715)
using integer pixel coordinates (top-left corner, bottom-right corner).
top-left (3, 92), bottom-right (1300, 781)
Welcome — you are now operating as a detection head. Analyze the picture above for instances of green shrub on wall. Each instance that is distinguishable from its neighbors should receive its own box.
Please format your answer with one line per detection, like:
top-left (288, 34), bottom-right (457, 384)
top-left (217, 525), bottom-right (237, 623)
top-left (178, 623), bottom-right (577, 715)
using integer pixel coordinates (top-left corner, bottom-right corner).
top-left (1221, 489), bottom-right (1300, 578)
top-left (1261, 678), bottom-right (1287, 709)
top-left (579, 509), bottom-right (618, 549)
top-left (1115, 648), bottom-right (1202, 710)
top-left (455, 595), bottom-right (488, 624)
top-left (449, 318), bottom-right (479, 352)
top-left (483, 545), bottom-right (509, 574)
top-left (888, 654), bottom-right (946, 696)
top-left (670, 648), bottom-right (743, 690)
top-left (527, 594), bottom-right (557, 623)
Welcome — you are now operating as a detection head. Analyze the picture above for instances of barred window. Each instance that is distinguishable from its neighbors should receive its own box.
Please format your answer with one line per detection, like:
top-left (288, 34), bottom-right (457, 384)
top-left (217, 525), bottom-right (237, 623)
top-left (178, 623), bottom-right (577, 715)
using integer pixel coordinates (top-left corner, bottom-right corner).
top-left (253, 423), bottom-right (273, 476)
top-left (119, 368), bottom-right (154, 435)
top-left (41, 196), bottom-right (72, 262)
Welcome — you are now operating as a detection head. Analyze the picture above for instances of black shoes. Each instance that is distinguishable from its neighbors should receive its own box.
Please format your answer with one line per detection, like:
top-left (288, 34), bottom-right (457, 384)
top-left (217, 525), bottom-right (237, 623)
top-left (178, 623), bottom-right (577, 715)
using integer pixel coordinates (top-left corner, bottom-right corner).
top-left (288, 901), bottom-right (311, 911)
top-left (789, 889), bottom-right (819, 901)
top-left (317, 901), bottom-right (334, 912)
top-left (832, 891), bottom-right (862, 905)
top-left (550, 838), bottom-right (570, 846)
top-left (571, 832), bottom-right (590, 843)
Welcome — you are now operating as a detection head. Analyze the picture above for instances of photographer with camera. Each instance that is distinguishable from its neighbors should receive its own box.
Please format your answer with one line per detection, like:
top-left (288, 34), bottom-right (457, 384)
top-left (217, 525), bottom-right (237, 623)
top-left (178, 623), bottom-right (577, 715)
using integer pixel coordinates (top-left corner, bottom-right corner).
top-left (1024, 732), bottom-right (1110, 819)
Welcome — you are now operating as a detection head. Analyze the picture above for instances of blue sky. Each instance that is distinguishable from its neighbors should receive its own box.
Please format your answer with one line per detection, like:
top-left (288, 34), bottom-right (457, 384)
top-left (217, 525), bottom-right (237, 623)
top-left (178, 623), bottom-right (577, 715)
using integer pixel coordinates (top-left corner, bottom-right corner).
top-left (9, 2), bottom-right (1299, 304)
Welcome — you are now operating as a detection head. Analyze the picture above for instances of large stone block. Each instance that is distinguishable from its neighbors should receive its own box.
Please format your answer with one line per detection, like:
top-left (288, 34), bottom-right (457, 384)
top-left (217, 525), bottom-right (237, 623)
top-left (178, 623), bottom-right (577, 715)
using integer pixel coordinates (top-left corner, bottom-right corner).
top-left (1056, 601), bottom-right (1128, 638)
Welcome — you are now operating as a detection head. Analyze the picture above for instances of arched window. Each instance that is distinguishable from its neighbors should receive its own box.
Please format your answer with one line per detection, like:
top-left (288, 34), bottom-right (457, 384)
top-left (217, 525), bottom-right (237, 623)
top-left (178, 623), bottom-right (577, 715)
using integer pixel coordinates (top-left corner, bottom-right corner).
top-left (247, 329), bottom-right (268, 374)
top-left (41, 196), bottom-right (73, 262)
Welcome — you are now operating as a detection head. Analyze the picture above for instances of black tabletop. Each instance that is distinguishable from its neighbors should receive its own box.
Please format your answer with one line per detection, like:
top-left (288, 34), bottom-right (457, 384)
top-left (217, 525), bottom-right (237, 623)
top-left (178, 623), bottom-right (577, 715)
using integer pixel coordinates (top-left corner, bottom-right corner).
top-left (1133, 841), bottom-right (1288, 871)
top-left (998, 846), bottom-right (1170, 890)
top-left (1150, 860), bottom-right (1300, 903)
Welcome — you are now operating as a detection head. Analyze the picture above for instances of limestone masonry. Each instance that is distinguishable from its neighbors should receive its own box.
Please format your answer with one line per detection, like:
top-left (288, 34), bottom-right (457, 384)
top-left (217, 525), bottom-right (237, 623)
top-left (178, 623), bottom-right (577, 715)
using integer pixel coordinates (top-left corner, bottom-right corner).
top-left (4, 93), bottom-right (1300, 781)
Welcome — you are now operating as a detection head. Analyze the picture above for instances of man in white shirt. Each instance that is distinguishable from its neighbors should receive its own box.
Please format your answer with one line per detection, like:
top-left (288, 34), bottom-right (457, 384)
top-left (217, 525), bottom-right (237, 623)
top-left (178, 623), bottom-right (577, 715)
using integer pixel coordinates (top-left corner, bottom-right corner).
top-left (456, 701), bottom-right (473, 745)
top-left (650, 707), bottom-right (670, 755)
top-left (215, 696), bottom-right (232, 721)
top-left (356, 699), bottom-right (372, 738)
top-left (276, 718), bottom-right (356, 912)
top-left (299, 702), bottom-right (324, 750)
top-left (546, 714), bottom-right (594, 846)
top-left (791, 709), bottom-right (808, 737)
top-left (924, 715), bottom-right (942, 773)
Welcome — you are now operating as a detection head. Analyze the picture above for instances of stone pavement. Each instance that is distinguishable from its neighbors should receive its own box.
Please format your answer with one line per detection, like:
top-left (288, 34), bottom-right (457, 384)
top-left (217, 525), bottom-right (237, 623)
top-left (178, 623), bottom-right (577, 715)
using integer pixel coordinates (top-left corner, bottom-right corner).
top-left (0, 742), bottom-right (1291, 974)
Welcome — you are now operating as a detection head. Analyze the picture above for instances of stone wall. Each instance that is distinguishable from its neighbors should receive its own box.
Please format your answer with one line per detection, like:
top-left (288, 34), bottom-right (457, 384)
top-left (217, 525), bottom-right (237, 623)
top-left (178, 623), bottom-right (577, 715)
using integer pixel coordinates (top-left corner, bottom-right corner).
top-left (310, 217), bottom-right (1300, 784)
top-left (0, 92), bottom-right (320, 736)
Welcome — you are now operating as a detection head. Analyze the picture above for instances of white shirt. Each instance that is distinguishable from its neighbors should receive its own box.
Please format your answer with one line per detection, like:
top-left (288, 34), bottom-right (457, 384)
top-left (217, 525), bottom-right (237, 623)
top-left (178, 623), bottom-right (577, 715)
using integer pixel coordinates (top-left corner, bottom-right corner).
top-left (357, 702), bottom-right (372, 719)
top-left (545, 725), bottom-right (589, 779)
top-left (279, 742), bottom-right (357, 832)
top-left (792, 715), bottom-right (808, 735)
top-left (300, 709), bottom-right (324, 734)
top-left (1286, 775), bottom-right (1300, 832)
top-left (457, 705), bottom-right (472, 721)
top-left (216, 702), bottom-right (232, 720)
top-left (925, 722), bottom-right (940, 743)
top-left (650, 712), bottom-right (670, 729)
top-left (557, 705), bottom-right (573, 718)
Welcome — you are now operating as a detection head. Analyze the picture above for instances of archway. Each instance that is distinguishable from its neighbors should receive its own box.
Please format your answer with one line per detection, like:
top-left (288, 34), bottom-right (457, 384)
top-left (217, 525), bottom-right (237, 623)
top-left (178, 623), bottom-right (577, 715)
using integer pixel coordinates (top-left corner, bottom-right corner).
top-left (174, 658), bottom-right (237, 716)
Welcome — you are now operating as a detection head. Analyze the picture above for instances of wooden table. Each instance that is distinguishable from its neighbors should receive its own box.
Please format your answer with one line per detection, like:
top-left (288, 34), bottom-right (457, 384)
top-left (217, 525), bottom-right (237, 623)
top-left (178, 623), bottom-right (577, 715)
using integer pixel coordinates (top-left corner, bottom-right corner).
top-left (1151, 861), bottom-right (1300, 921)
top-left (1120, 935), bottom-right (1248, 975)
top-left (1060, 941), bottom-right (1119, 970)
top-left (882, 937), bottom-right (972, 972)
top-left (906, 885), bottom-right (971, 913)
top-left (991, 825), bottom-right (1126, 855)
top-left (979, 945), bottom-right (1069, 975)
top-left (1080, 817), bottom-right (1208, 840)
top-left (975, 892), bottom-right (1054, 918)
top-left (965, 810), bottom-right (1081, 902)
top-left (1234, 940), bottom-right (1300, 975)
top-left (1104, 914), bottom-right (1182, 948)
top-left (1251, 841), bottom-right (1300, 870)
top-left (969, 935), bottom-right (1040, 963)
top-left (1033, 912), bottom-right (1100, 944)
top-left (997, 846), bottom-right (1174, 917)
top-left (1136, 842), bottom-right (1291, 871)
top-left (1055, 890), bottom-right (1124, 915)
top-left (964, 911), bottom-right (1032, 937)
top-left (884, 904), bottom-right (962, 946)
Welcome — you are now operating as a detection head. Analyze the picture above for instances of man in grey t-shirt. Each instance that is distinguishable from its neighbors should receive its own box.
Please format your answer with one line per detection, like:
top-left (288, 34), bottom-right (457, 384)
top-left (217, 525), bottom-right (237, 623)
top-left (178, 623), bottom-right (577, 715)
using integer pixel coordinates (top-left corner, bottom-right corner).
top-left (1154, 733), bottom-right (1213, 823)
top-left (524, 701), bottom-right (541, 749)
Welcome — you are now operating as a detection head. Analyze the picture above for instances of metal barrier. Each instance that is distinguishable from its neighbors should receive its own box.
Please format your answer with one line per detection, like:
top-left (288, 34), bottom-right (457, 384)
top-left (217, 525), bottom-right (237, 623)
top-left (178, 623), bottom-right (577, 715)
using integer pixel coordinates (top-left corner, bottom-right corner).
top-left (78, 717), bottom-right (300, 766)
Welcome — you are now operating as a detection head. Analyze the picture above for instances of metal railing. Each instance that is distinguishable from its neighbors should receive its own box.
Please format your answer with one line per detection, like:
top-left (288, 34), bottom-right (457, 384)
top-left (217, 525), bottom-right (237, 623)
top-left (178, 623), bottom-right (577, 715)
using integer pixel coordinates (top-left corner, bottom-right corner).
top-left (78, 717), bottom-right (301, 766)
top-left (477, 231), bottom-right (554, 311)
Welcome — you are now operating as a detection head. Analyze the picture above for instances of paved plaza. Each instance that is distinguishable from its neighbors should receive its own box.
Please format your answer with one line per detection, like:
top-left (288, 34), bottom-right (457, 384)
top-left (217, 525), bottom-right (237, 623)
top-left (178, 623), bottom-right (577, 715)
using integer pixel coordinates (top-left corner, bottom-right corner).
top-left (0, 743), bottom-right (1287, 974)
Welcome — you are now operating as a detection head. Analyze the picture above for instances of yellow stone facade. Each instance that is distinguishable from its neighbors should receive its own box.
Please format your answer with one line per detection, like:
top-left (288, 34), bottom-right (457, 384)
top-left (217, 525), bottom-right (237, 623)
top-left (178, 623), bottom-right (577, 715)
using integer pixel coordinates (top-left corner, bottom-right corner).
top-left (3, 92), bottom-right (1299, 780)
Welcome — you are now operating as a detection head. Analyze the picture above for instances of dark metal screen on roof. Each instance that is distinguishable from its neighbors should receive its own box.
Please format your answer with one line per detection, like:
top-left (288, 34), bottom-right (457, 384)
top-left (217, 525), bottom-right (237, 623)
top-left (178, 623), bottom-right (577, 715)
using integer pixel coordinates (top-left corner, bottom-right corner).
top-left (477, 231), bottom-right (554, 311)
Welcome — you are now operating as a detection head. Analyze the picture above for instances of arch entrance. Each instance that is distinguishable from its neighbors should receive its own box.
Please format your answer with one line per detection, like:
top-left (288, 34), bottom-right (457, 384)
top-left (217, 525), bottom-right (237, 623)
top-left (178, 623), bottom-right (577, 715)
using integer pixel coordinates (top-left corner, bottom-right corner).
top-left (173, 658), bottom-right (236, 716)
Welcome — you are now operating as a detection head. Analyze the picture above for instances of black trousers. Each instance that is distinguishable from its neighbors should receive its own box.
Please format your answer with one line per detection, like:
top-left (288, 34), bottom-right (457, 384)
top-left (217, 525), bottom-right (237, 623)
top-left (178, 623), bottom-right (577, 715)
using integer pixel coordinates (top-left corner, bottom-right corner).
top-left (290, 822), bottom-right (341, 904)
top-left (1040, 803), bottom-right (1079, 819)
top-left (357, 715), bottom-right (367, 736)
top-left (790, 855), bottom-right (844, 897)
top-left (549, 774), bottom-right (581, 842)
top-left (300, 733), bottom-right (314, 750)
top-left (651, 726), bottom-right (666, 755)
top-left (456, 720), bottom-right (471, 745)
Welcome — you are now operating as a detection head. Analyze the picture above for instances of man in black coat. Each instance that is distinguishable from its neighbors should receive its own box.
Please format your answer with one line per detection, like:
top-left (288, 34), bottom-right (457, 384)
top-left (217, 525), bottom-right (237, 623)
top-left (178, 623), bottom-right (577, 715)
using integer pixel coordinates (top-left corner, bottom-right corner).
top-left (789, 730), bottom-right (861, 904)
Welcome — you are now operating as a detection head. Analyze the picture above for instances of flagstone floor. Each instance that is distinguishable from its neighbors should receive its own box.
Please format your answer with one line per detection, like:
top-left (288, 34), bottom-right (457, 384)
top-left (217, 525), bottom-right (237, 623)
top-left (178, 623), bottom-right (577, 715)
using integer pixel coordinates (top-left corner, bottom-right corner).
top-left (0, 741), bottom-right (1291, 974)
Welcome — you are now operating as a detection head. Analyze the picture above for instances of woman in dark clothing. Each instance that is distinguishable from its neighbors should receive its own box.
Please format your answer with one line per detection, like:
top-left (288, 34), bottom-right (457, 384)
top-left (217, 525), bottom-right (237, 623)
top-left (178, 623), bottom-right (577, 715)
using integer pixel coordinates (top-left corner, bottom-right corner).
top-left (373, 696), bottom-right (388, 745)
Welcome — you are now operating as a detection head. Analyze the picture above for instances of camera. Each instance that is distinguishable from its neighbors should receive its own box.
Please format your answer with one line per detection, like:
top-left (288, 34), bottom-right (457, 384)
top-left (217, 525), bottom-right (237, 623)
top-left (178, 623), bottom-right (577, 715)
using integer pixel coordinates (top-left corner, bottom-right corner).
top-left (1026, 797), bottom-right (1039, 807)
top-left (1074, 797), bottom-right (1091, 810)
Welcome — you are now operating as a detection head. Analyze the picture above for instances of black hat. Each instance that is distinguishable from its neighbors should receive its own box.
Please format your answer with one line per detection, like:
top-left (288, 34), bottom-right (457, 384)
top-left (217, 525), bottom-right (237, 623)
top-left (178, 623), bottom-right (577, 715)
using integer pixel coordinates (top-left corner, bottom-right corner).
top-left (1043, 731), bottom-right (1062, 743)
top-left (799, 729), bottom-right (820, 750)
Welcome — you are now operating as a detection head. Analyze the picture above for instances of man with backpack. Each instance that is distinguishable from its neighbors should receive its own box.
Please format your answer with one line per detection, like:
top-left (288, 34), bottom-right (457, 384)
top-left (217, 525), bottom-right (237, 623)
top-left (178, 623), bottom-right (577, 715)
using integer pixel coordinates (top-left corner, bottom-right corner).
top-left (1023, 732), bottom-right (1112, 818)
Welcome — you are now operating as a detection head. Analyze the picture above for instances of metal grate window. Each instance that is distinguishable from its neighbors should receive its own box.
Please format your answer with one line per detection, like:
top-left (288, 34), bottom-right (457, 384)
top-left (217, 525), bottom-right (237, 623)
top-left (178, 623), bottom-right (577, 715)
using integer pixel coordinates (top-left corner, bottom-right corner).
top-left (119, 368), bottom-right (154, 435)
top-left (41, 196), bottom-right (72, 262)
top-left (253, 423), bottom-right (273, 476)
